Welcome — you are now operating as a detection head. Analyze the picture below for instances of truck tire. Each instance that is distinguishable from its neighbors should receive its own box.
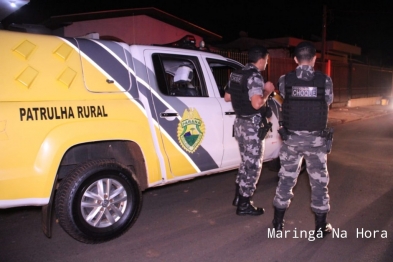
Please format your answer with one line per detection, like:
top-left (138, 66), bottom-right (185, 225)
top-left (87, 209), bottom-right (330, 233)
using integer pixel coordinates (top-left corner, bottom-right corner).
top-left (55, 159), bottom-right (142, 244)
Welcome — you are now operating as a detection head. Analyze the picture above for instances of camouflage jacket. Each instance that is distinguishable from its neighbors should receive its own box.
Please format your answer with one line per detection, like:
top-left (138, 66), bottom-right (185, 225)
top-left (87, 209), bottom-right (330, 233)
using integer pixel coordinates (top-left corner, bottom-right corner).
top-left (278, 65), bottom-right (334, 139)
top-left (228, 63), bottom-right (265, 101)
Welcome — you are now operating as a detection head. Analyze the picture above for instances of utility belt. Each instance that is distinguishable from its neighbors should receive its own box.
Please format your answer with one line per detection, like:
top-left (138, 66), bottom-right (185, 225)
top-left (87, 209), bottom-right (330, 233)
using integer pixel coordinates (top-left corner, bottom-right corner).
top-left (286, 129), bottom-right (330, 137)
top-left (235, 104), bottom-right (272, 123)
top-left (236, 114), bottom-right (261, 124)
top-left (236, 114), bottom-right (272, 140)
top-left (278, 124), bottom-right (334, 154)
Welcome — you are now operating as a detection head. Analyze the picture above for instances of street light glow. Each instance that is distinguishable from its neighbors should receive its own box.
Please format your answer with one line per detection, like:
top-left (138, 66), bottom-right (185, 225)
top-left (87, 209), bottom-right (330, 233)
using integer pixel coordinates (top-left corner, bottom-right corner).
top-left (10, 2), bottom-right (17, 8)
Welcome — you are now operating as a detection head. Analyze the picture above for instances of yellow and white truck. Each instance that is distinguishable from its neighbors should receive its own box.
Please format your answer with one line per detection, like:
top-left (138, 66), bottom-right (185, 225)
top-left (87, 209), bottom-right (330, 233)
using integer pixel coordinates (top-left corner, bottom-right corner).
top-left (0, 30), bottom-right (282, 243)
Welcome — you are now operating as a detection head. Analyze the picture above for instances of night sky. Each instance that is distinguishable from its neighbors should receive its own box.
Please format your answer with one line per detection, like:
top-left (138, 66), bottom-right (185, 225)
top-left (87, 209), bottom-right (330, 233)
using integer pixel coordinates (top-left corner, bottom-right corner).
top-left (4, 0), bottom-right (393, 67)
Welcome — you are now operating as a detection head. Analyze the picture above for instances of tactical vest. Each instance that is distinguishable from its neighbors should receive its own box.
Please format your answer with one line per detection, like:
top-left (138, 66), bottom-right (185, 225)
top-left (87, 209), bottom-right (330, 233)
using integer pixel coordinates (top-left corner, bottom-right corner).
top-left (282, 70), bottom-right (328, 131)
top-left (229, 68), bottom-right (265, 116)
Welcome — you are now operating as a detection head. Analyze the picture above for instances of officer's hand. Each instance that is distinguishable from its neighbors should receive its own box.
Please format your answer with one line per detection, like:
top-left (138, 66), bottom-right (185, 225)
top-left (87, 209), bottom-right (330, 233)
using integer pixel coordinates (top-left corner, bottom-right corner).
top-left (264, 81), bottom-right (275, 95)
top-left (224, 92), bottom-right (231, 102)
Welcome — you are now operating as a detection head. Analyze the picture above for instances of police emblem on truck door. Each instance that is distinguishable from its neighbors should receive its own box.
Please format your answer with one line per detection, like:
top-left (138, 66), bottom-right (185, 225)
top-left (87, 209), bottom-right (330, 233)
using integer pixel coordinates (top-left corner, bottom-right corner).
top-left (177, 108), bottom-right (205, 153)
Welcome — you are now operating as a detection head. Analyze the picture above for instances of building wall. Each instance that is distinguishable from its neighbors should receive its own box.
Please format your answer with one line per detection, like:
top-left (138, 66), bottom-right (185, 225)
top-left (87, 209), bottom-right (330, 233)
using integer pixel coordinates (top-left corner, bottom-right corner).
top-left (64, 15), bottom-right (203, 46)
top-left (215, 50), bottom-right (393, 102)
top-left (267, 49), bottom-right (290, 58)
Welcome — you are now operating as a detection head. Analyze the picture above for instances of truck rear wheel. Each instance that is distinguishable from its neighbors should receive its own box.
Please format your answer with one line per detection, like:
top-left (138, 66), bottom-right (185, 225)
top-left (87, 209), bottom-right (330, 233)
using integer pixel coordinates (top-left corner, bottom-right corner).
top-left (55, 159), bottom-right (142, 244)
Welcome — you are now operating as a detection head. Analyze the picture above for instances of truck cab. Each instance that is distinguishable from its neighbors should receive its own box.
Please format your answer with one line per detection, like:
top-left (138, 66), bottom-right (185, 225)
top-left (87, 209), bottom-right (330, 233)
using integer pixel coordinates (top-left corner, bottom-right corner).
top-left (0, 31), bottom-right (282, 243)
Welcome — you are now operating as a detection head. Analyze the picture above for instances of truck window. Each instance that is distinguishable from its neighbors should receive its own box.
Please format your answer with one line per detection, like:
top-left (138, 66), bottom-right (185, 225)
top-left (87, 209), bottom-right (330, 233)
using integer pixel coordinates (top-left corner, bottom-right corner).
top-left (206, 58), bottom-right (242, 98)
top-left (74, 38), bottom-right (133, 93)
top-left (152, 54), bottom-right (207, 97)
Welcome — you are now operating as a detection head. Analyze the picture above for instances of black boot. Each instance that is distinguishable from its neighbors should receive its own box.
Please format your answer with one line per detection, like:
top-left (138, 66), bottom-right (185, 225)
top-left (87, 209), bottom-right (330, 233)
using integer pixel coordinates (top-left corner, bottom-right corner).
top-left (315, 212), bottom-right (332, 238)
top-left (272, 207), bottom-right (286, 231)
top-left (236, 195), bottom-right (264, 216)
top-left (232, 184), bottom-right (240, 206)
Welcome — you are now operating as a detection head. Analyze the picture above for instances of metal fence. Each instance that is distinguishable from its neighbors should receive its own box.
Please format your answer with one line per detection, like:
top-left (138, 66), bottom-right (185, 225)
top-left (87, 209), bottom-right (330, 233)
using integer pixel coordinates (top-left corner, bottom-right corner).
top-left (215, 50), bottom-right (393, 103)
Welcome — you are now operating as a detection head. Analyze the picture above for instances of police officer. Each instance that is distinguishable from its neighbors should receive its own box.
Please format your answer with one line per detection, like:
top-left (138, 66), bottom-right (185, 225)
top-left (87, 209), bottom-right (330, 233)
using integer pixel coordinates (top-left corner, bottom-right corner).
top-left (272, 41), bottom-right (333, 237)
top-left (224, 46), bottom-right (275, 216)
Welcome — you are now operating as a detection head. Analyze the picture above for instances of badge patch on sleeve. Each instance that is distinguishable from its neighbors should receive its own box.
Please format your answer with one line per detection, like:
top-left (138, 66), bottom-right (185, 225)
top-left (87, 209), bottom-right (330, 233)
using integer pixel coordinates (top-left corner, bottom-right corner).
top-left (177, 108), bottom-right (205, 153)
top-left (291, 86), bottom-right (317, 97)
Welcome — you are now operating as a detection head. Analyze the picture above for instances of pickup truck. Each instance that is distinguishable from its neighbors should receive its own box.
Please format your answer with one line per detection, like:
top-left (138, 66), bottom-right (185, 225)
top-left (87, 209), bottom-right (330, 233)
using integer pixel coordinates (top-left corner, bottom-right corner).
top-left (0, 30), bottom-right (282, 243)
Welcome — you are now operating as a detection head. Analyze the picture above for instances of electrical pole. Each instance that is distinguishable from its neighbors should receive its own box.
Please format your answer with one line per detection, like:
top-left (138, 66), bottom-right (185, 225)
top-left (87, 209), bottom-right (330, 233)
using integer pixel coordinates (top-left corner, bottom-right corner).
top-left (321, 5), bottom-right (327, 72)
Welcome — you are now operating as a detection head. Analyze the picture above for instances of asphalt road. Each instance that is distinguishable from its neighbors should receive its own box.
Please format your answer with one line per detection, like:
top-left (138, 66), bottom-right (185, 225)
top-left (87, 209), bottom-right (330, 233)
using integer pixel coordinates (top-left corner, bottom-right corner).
top-left (1, 114), bottom-right (393, 262)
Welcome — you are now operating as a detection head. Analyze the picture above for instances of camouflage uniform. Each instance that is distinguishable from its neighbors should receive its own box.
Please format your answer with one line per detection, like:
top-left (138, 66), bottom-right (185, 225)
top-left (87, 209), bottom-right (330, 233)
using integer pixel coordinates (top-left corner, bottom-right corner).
top-left (273, 65), bottom-right (333, 213)
top-left (229, 63), bottom-right (266, 197)
top-left (234, 116), bottom-right (264, 197)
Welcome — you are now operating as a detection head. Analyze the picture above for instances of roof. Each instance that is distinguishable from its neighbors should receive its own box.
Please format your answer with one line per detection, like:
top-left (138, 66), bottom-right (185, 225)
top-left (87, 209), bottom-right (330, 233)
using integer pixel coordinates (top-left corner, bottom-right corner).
top-left (217, 36), bottom-right (362, 59)
top-left (42, 7), bottom-right (222, 42)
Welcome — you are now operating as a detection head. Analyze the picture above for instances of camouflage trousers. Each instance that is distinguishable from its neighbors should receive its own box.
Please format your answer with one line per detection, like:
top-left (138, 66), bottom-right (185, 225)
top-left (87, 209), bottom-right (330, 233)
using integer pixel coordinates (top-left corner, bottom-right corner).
top-left (273, 134), bottom-right (330, 213)
top-left (234, 117), bottom-right (265, 197)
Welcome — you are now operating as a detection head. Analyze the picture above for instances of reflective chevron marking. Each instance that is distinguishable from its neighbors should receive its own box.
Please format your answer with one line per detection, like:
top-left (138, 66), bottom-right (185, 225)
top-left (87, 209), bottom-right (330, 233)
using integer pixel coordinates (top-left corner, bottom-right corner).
top-left (61, 37), bottom-right (201, 175)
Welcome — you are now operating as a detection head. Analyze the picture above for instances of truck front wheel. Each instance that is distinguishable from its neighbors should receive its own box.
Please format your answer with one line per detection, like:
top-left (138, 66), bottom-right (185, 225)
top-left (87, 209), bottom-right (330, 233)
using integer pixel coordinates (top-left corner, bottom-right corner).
top-left (55, 159), bottom-right (142, 243)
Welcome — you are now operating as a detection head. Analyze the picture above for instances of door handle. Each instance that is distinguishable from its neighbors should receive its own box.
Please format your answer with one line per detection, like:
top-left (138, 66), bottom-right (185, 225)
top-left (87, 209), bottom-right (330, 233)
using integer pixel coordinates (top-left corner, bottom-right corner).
top-left (225, 112), bottom-right (236, 115)
top-left (160, 112), bottom-right (178, 117)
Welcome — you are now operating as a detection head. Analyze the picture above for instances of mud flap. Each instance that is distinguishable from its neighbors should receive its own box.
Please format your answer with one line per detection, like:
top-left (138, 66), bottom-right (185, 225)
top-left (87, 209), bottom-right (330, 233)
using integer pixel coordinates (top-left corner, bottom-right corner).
top-left (41, 178), bottom-right (57, 238)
